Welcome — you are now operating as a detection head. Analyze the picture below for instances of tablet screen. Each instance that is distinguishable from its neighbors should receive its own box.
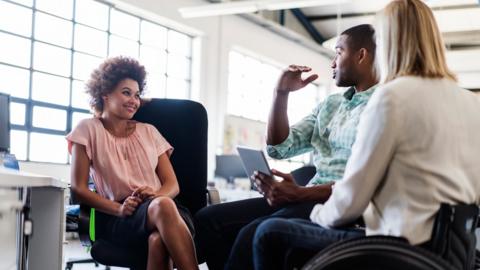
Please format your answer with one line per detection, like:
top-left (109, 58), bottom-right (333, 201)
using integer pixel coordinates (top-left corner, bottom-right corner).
top-left (236, 146), bottom-right (272, 178)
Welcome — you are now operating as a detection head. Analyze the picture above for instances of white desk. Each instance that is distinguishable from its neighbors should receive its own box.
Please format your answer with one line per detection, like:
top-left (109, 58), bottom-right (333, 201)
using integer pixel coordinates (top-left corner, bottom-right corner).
top-left (218, 188), bottom-right (262, 203)
top-left (0, 167), bottom-right (68, 270)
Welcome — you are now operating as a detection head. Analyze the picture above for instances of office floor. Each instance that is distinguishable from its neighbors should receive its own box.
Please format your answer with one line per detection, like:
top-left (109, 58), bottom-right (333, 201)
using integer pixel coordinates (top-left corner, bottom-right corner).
top-left (63, 237), bottom-right (209, 270)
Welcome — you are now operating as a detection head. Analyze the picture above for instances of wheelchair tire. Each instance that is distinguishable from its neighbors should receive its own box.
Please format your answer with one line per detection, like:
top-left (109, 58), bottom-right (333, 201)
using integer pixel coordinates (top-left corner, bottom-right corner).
top-left (302, 236), bottom-right (453, 270)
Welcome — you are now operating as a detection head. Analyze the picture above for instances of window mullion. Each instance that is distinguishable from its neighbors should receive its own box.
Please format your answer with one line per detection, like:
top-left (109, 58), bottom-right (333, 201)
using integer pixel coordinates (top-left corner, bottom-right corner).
top-left (25, 0), bottom-right (37, 161)
top-left (106, 5), bottom-right (111, 56)
top-left (66, 0), bottom-right (76, 135)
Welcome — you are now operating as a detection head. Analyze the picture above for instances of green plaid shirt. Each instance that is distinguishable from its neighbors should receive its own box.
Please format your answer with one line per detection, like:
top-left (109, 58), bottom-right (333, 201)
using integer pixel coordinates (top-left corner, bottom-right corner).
top-left (267, 85), bottom-right (376, 186)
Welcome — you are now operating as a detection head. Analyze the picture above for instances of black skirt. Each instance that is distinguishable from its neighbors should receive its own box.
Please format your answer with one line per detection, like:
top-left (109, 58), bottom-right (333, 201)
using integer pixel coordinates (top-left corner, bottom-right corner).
top-left (95, 197), bottom-right (195, 249)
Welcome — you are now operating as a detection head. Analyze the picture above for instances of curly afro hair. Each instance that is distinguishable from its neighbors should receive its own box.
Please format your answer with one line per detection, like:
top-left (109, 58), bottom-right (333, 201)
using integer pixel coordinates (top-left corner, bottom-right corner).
top-left (86, 56), bottom-right (146, 113)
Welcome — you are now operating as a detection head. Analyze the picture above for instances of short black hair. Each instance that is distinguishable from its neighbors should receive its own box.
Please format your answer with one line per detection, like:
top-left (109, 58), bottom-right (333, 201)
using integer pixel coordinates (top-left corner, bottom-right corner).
top-left (341, 24), bottom-right (376, 54)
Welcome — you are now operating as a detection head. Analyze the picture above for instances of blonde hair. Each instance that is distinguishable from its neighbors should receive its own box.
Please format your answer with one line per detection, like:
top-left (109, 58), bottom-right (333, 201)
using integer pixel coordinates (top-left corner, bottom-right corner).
top-left (376, 0), bottom-right (456, 83)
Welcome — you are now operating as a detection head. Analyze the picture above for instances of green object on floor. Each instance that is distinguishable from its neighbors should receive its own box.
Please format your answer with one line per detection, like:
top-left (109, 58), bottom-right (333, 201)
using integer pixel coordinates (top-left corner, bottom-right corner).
top-left (89, 208), bottom-right (95, 242)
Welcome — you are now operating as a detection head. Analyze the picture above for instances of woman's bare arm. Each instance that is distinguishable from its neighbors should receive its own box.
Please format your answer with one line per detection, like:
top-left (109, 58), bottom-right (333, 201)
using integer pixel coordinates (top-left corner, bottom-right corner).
top-left (153, 153), bottom-right (180, 198)
top-left (70, 143), bottom-right (140, 217)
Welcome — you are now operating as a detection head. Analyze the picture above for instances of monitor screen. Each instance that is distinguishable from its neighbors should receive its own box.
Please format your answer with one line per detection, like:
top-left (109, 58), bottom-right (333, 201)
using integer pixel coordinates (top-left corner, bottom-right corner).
top-left (0, 93), bottom-right (10, 152)
top-left (215, 155), bottom-right (248, 183)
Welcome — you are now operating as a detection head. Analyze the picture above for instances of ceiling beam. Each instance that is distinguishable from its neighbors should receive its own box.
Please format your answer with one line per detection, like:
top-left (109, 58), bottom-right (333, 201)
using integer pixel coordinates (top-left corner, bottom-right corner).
top-left (290, 8), bottom-right (325, 44)
top-left (179, 0), bottom-right (350, 18)
top-left (239, 13), bottom-right (334, 57)
top-left (307, 3), bottom-right (479, 21)
top-left (307, 12), bottom-right (374, 21)
top-left (279, 10), bottom-right (286, 25)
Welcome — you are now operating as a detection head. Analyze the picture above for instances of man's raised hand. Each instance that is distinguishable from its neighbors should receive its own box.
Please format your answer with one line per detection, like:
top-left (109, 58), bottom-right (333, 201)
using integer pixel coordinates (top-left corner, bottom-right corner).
top-left (275, 65), bottom-right (318, 94)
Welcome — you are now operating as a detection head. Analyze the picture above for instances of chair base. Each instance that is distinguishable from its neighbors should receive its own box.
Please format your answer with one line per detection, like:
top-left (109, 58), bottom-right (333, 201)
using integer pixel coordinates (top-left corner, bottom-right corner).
top-left (65, 258), bottom-right (110, 270)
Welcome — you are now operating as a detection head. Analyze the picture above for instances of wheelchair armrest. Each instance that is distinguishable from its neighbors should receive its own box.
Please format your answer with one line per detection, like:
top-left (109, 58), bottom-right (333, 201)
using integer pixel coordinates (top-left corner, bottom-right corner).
top-left (207, 186), bottom-right (220, 205)
top-left (78, 204), bottom-right (92, 247)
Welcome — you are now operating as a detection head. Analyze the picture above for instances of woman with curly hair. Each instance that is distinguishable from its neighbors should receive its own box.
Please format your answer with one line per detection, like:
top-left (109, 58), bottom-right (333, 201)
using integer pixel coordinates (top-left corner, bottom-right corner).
top-left (67, 56), bottom-right (199, 270)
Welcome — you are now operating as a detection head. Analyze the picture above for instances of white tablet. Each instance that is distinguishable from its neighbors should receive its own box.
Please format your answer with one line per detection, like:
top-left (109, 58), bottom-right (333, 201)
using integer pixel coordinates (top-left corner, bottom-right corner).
top-left (236, 146), bottom-right (272, 178)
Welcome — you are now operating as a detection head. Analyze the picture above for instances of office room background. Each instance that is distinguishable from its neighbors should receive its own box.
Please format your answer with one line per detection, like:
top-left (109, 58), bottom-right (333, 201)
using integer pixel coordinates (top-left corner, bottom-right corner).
top-left (2, 0), bottom-right (480, 182)
top-left (1, 0), bottom-right (480, 269)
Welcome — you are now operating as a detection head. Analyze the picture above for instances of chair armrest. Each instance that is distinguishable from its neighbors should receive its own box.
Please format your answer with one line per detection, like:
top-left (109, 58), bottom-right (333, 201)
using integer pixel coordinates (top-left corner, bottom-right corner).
top-left (207, 186), bottom-right (220, 205)
top-left (78, 204), bottom-right (92, 247)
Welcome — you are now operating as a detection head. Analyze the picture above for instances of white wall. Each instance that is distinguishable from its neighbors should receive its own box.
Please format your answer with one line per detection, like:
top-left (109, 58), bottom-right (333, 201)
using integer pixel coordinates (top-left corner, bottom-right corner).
top-left (19, 0), bottom-right (333, 181)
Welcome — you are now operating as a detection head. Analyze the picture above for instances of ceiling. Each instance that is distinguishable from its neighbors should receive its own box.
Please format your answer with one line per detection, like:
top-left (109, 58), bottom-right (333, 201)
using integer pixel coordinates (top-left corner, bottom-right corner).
top-left (201, 0), bottom-right (480, 89)
top-left (303, 0), bottom-right (480, 49)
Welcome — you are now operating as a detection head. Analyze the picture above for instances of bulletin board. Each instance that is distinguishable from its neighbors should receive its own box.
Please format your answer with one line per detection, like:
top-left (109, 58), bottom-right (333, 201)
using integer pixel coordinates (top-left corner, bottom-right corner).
top-left (223, 115), bottom-right (266, 154)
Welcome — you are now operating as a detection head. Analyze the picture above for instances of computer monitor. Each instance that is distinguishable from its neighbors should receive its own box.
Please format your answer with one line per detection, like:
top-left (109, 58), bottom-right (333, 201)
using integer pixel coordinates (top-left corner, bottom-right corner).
top-left (0, 93), bottom-right (10, 153)
top-left (214, 155), bottom-right (248, 183)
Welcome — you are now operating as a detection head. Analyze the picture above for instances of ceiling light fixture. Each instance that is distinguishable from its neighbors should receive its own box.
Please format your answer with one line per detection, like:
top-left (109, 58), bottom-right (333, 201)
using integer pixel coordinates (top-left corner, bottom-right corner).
top-left (179, 1), bottom-right (258, 18)
top-left (179, 0), bottom-right (350, 18)
top-left (265, 0), bottom-right (349, 10)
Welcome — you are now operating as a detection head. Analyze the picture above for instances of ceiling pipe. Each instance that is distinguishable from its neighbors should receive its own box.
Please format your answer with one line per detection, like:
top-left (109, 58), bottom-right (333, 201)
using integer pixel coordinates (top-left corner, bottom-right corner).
top-left (290, 8), bottom-right (326, 44)
top-left (239, 13), bottom-right (334, 58)
top-left (279, 10), bottom-right (285, 26)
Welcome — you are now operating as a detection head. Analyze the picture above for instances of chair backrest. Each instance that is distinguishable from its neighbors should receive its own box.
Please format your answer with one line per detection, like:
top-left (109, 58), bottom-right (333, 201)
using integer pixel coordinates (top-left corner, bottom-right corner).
top-left (133, 98), bottom-right (208, 215)
top-left (291, 165), bottom-right (316, 186)
top-left (430, 203), bottom-right (479, 270)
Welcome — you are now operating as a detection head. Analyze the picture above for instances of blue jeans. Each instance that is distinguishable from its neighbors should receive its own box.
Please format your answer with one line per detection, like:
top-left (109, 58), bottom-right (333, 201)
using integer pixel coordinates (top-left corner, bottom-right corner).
top-left (253, 218), bottom-right (365, 270)
top-left (223, 201), bottom-right (317, 270)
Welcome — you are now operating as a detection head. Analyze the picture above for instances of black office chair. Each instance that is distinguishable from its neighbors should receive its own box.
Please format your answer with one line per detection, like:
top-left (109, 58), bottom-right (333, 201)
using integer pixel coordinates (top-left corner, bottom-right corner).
top-left (302, 203), bottom-right (480, 270)
top-left (291, 165), bottom-right (316, 186)
top-left (65, 185), bottom-right (108, 270)
top-left (65, 210), bottom-right (97, 270)
top-left (76, 98), bottom-right (214, 270)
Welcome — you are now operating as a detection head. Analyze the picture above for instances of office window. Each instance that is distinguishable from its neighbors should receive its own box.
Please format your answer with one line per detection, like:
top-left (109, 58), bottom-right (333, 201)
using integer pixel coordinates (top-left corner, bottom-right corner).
top-left (0, 0), bottom-right (194, 163)
top-left (227, 51), bottom-right (323, 123)
top-left (227, 51), bottom-right (278, 122)
top-left (226, 50), bottom-right (325, 169)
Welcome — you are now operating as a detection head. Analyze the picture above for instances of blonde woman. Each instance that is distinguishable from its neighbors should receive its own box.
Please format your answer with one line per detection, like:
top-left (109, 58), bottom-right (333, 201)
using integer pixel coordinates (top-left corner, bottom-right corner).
top-left (250, 1), bottom-right (480, 269)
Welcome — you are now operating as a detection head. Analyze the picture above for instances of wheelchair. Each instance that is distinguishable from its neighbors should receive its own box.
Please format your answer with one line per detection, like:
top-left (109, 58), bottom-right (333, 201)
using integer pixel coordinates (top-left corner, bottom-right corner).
top-left (302, 203), bottom-right (479, 270)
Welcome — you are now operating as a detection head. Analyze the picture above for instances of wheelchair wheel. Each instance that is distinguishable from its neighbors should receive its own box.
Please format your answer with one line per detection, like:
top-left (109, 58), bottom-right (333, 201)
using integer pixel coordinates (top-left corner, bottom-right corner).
top-left (302, 236), bottom-right (453, 270)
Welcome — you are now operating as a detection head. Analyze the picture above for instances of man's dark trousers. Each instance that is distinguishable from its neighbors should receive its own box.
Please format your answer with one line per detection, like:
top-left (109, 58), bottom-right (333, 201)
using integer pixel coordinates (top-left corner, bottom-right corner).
top-left (194, 197), bottom-right (316, 270)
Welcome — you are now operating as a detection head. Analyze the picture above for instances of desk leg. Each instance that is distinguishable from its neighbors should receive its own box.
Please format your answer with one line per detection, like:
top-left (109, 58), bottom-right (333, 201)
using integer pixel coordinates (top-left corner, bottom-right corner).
top-left (27, 187), bottom-right (64, 270)
top-left (0, 188), bottom-right (22, 270)
top-left (16, 187), bottom-right (28, 270)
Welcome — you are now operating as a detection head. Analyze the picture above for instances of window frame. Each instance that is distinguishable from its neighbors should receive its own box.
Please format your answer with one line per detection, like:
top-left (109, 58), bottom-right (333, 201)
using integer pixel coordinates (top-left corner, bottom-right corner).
top-left (0, 0), bottom-right (194, 164)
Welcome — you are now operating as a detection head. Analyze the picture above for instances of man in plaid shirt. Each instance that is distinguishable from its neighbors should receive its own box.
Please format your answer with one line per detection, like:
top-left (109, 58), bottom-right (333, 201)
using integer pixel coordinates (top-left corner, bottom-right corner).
top-left (195, 24), bottom-right (378, 270)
